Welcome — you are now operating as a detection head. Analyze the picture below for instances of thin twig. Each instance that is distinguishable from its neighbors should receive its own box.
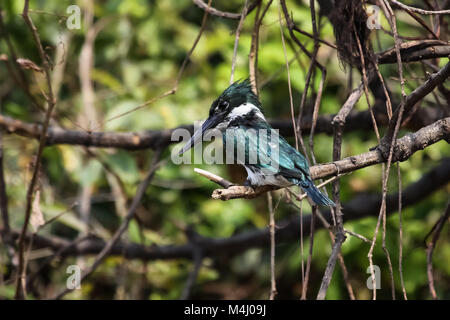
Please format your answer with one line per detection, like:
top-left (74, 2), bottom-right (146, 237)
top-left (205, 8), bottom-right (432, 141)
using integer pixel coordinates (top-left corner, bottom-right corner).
top-left (354, 22), bottom-right (380, 143)
top-left (1, 96), bottom-right (445, 151)
top-left (93, 0), bottom-right (213, 130)
top-left (0, 120), bottom-right (10, 235)
top-left (26, 235), bottom-right (90, 291)
top-left (0, 10), bottom-right (44, 112)
top-left (337, 253), bottom-right (356, 300)
top-left (344, 229), bottom-right (371, 243)
top-left (290, 27), bottom-right (337, 50)
top-left (301, 205), bottom-right (315, 299)
top-left (279, 0), bottom-right (322, 158)
top-left (0, 106), bottom-right (14, 263)
top-left (249, 1), bottom-right (262, 95)
top-left (259, 48), bottom-right (301, 89)
top-left (425, 203), bottom-right (449, 300)
top-left (397, 163), bottom-right (408, 300)
top-left (249, 0), bottom-right (273, 95)
top-left (278, 1), bottom-right (299, 150)
top-left (306, 0), bottom-right (326, 166)
top-left (267, 192), bottom-right (277, 300)
top-left (299, 198), bottom-right (305, 297)
top-left (368, 0), bottom-right (408, 300)
top-left (399, 6), bottom-right (439, 39)
top-left (390, 0), bottom-right (450, 15)
top-left (192, 0), bottom-right (260, 20)
top-left (15, 0), bottom-right (57, 299)
top-left (316, 230), bottom-right (345, 300)
top-left (52, 149), bottom-right (163, 299)
top-left (180, 247), bottom-right (203, 300)
top-left (230, 0), bottom-right (249, 84)
top-left (315, 76), bottom-right (363, 301)
top-left (194, 168), bottom-right (234, 188)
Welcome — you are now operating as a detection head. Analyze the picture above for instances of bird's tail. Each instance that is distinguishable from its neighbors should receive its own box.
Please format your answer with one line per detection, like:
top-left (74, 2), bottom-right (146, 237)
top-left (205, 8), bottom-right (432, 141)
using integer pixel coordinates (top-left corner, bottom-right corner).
top-left (299, 179), bottom-right (335, 207)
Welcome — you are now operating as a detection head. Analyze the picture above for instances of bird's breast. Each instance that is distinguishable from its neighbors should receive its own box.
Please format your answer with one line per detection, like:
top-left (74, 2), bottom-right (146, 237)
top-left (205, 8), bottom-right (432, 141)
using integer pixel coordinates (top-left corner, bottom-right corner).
top-left (243, 165), bottom-right (293, 187)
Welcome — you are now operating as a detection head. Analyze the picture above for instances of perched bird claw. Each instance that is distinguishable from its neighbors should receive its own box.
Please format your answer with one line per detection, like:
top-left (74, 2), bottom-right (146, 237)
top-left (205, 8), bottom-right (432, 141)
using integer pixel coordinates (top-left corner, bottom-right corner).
top-left (244, 186), bottom-right (255, 195)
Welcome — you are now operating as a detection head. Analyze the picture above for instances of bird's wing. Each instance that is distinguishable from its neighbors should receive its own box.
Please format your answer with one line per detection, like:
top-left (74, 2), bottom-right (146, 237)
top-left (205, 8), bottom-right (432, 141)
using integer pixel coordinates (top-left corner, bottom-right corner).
top-left (277, 135), bottom-right (311, 180)
top-left (225, 123), bottom-right (280, 176)
top-left (229, 121), bottom-right (311, 180)
top-left (252, 121), bottom-right (310, 179)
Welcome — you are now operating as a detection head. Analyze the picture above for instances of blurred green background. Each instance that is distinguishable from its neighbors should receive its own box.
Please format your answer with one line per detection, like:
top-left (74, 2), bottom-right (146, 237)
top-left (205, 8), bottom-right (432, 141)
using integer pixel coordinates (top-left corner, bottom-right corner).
top-left (0, 0), bottom-right (448, 299)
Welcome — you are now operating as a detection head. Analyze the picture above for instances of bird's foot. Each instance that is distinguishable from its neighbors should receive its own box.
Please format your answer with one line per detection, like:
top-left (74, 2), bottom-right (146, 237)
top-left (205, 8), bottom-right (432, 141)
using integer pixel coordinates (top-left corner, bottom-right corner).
top-left (243, 179), bottom-right (255, 194)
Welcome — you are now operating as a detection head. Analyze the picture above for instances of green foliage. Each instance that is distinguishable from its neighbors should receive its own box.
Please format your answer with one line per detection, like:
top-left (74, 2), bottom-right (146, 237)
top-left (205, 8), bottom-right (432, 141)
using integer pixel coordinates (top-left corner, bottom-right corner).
top-left (0, 0), bottom-right (448, 300)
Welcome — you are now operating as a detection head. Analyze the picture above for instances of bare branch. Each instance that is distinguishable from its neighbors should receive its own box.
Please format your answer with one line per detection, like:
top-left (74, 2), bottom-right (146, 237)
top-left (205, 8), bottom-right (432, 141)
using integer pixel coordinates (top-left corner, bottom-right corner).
top-left (15, 0), bottom-right (58, 300)
top-left (93, 0), bottom-right (213, 130)
top-left (180, 242), bottom-right (203, 300)
top-left (0, 121), bottom-right (14, 263)
top-left (379, 60), bottom-right (450, 157)
top-left (192, 0), bottom-right (261, 20)
top-left (390, 0), bottom-right (450, 15)
top-left (52, 150), bottom-right (163, 299)
top-left (425, 203), bottom-right (449, 300)
top-left (0, 126), bottom-right (9, 235)
top-left (5, 158), bottom-right (449, 262)
top-left (316, 82), bottom-right (364, 300)
top-left (378, 40), bottom-right (450, 64)
top-left (0, 102), bottom-right (443, 151)
top-left (194, 168), bottom-right (234, 188)
top-left (230, 0), bottom-right (249, 84)
top-left (210, 117), bottom-right (450, 200)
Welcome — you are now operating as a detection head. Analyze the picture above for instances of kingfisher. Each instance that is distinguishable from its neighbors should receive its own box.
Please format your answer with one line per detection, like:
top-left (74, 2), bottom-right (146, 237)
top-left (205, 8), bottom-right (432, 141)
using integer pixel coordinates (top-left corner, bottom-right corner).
top-left (179, 79), bottom-right (335, 207)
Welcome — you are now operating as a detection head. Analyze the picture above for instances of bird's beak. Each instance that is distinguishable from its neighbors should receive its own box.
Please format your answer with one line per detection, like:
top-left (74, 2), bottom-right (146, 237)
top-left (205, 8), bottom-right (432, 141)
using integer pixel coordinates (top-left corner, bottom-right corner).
top-left (178, 113), bottom-right (222, 155)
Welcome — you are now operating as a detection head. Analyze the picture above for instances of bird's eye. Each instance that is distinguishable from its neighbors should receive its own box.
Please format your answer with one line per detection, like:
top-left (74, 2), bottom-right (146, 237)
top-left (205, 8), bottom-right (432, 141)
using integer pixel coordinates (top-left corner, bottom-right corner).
top-left (219, 101), bottom-right (229, 110)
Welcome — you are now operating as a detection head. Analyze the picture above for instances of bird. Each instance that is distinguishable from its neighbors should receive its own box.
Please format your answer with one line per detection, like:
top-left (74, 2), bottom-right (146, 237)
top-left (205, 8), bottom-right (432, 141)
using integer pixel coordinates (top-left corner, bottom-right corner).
top-left (179, 79), bottom-right (335, 207)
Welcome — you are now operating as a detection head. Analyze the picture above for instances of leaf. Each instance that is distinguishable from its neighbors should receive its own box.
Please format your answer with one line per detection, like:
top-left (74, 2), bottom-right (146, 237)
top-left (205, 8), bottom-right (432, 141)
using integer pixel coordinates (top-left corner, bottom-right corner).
top-left (16, 58), bottom-right (43, 72)
top-left (30, 190), bottom-right (45, 232)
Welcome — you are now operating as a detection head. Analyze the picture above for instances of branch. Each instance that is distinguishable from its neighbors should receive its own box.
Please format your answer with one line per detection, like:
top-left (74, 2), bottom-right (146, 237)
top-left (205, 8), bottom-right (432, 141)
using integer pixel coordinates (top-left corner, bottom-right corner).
top-left (179, 247), bottom-right (203, 300)
top-left (15, 0), bottom-right (57, 300)
top-left (425, 203), bottom-right (449, 300)
top-left (194, 168), bottom-right (234, 188)
top-left (230, 0), bottom-right (249, 84)
top-left (91, 0), bottom-right (212, 130)
top-left (316, 81), bottom-right (364, 300)
top-left (0, 105), bottom-right (442, 151)
top-left (210, 117), bottom-right (450, 200)
top-left (0, 121), bottom-right (14, 262)
top-left (377, 40), bottom-right (450, 64)
top-left (380, 61), bottom-right (450, 155)
top-left (390, 0), bottom-right (450, 15)
top-left (0, 61), bottom-right (447, 151)
top-left (52, 150), bottom-right (163, 299)
top-left (0, 127), bottom-right (9, 234)
top-left (0, 10), bottom-right (44, 112)
top-left (5, 158), bottom-right (449, 262)
top-left (192, 0), bottom-right (260, 20)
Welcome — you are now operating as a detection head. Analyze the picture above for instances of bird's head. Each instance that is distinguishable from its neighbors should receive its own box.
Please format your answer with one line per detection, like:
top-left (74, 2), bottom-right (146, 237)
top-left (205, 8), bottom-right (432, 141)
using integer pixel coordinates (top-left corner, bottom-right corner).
top-left (179, 79), bottom-right (264, 155)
